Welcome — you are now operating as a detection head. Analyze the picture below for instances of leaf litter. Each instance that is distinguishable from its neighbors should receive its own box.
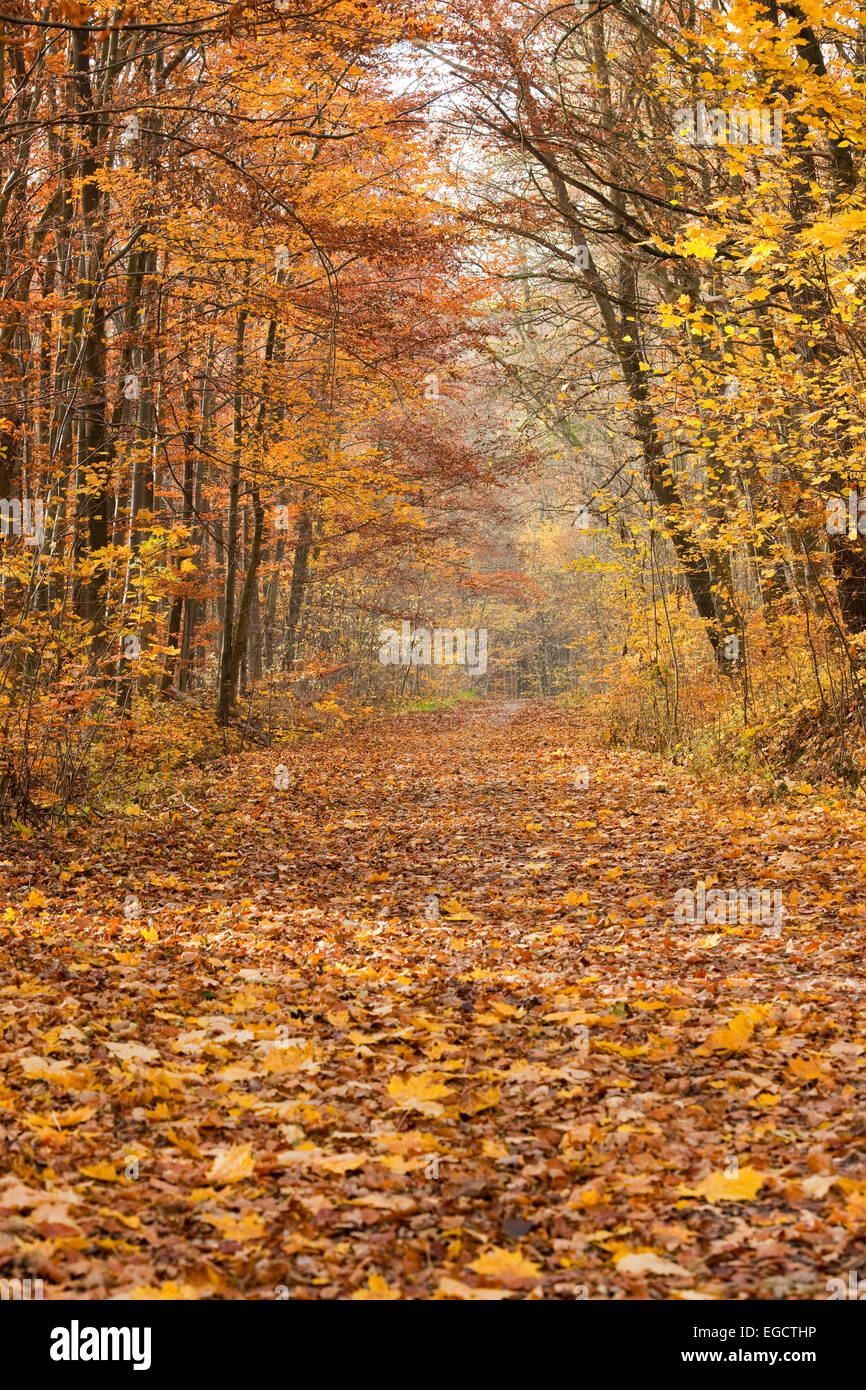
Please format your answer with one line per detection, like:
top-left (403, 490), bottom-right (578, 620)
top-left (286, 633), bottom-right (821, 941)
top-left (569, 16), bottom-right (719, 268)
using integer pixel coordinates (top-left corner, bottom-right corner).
top-left (0, 700), bottom-right (865, 1299)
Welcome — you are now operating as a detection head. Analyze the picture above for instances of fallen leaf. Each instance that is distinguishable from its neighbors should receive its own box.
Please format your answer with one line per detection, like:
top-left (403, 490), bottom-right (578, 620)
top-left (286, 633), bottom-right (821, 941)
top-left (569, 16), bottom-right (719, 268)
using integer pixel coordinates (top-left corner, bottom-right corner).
top-left (386, 1072), bottom-right (451, 1116)
top-left (352, 1274), bottom-right (402, 1300)
top-left (469, 1246), bottom-right (541, 1287)
top-left (437, 1276), bottom-right (514, 1300)
top-left (206, 1144), bottom-right (255, 1184)
top-left (616, 1251), bottom-right (691, 1277)
top-left (683, 1166), bottom-right (766, 1203)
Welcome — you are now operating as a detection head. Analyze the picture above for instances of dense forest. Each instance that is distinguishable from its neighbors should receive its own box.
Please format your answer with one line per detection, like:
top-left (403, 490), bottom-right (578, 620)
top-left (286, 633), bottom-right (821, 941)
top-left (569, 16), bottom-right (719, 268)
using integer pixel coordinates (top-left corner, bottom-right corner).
top-left (3, 0), bottom-right (866, 812)
top-left (2, 0), bottom-right (866, 1325)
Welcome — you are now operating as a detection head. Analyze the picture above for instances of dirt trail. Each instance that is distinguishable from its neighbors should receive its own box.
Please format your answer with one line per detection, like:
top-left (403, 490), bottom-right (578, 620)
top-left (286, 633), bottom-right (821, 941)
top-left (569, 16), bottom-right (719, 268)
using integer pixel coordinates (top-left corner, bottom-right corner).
top-left (2, 700), bottom-right (865, 1299)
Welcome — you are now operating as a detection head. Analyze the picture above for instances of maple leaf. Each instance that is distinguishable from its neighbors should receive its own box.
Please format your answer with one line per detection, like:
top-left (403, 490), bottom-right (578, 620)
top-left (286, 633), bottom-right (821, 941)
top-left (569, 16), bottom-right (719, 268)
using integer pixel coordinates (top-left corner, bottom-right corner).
top-left (682, 1166), bottom-right (766, 1203)
top-left (375, 1130), bottom-right (440, 1155)
top-left (206, 1144), bottom-right (255, 1184)
top-left (351, 1274), bottom-right (402, 1300)
top-left (469, 1247), bottom-right (541, 1288)
top-left (439, 897), bottom-right (474, 921)
top-left (262, 1040), bottom-right (317, 1074)
top-left (787, 1057), bottom-right (828, 1083)
top-left (386, 1073), bottom-right (451, 1116)
top-left (698, 1005), bottom-right (770, 1053)
top-left (200, 1210), bottom-right (265, 1241)
top-left (19, 1056), bottom-right (91, 1089)
top-left (681, 233), bottom-right (717, 260)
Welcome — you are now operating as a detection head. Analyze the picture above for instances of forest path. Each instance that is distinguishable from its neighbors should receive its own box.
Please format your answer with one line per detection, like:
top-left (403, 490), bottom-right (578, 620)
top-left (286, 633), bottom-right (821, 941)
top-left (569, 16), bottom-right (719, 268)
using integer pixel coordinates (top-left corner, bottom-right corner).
top-left (2, 699), bottom-right (866, 1298)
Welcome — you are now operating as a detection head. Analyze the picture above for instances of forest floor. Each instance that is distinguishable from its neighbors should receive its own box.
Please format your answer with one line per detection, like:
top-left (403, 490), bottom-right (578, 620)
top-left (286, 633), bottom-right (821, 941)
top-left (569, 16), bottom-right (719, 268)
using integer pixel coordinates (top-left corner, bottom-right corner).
top-left (1, 699), bottom-right (865, 1300)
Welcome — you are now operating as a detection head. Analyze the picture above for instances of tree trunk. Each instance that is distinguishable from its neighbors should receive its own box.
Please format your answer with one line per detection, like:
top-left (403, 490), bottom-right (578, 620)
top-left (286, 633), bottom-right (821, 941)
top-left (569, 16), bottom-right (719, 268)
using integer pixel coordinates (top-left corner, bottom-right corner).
top-left (216, 303), bottom-right (247, 725)
top-left (283, 507), bottom-right (313, 673)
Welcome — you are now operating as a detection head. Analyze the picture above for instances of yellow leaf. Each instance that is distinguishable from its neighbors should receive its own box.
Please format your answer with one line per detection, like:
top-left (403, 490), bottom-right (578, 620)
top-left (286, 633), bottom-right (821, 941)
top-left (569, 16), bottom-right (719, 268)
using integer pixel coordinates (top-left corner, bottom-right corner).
top-left (440, 897), bottom-right (474, 921)
top-left (563, 891), bottom-right (589, 907)
top-left (595, 1041), bottom-right (649, 1057)
top-left (24, 889), bottom-right (47, 911)
top-left (126, 1281), bottom-right (200, 1300)
top-left (200, 1210), bottom-right (265, 1241)
top-left (206, 1144), bottom-right (255, 1184)
top-left (55, 1106), bottom-right (95, 1127)
top-left (20, 1056), bottom-right (91, 1089)
top-left (683, 1166), bottom-right (766, 1203)
top-left (164, 1128), bottom-right (204, 1159)
top-left (375, 1130), bottom-right (440, 1156)
top-left (699, 1005), bottom-right (769, 1053)
top-left (681, 233), bottom-right (717, 260)
top-left (264, 1041), bottom-right (316, 1074)
top-left (787, 1057), bottom-right (828, 1083)
top-left (352, 1274), bottom-right (402, 1300)
top-left (482, 1138), bottom-right (509, 1159)
top-left (386, 1073), bottom-right (451, 1116)
top-left (842, 1193), bottom-right (866, 1230)
top-left (469, 1247), bottom-right (541, 1287)
top-left (141, 925), bottom-right (158, 944)
top-left (99, 1206), bottom-right (141, 1230)
top-left (79, 1162), bottom-right (121, 1182)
